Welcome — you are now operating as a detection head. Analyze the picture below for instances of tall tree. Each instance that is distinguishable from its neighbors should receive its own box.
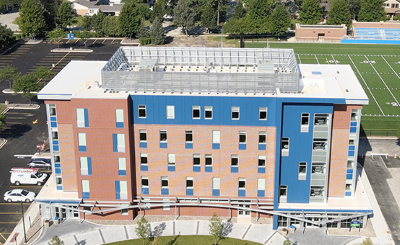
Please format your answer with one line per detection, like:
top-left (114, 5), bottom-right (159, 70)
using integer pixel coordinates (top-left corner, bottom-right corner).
top-left (119, 0), bottom-right (143, 38)
top-left (0, 25), bottom-right (15, 50)
top-left (150, 17), bottom-right (166, 45)
top-left (19, 0), bottom-right (47, 37)
top-left (246, 0), bottom-right (275, 34)
top-left (82, 15), bottom-right (92, 31)
top-left (358, 0), bottom-right (385, 22)
top-left (152, 0), bottom-right (168, 21)
top-left (56, 1), bottom-right (75, 29)
top-left (269, 4), bottom-right (291, 39)
top-left (47, 28), bottom-right (67, 49)
top-left (201, 1), bottom-right (219, 32)
top-left (327, 0), bottom-right (351, 26)
top-left (91, 10), bottom-right (106, 34)
top-left (232, 0), bottom-right (246, 19)
top-left (102, 16), bottom-right (121, 37)
top-left (0, 65), bottom-right (20, 89)
top-left (173, 0), bottom-right (196, 35)
top-left (347, 0), bottom-right (361, 20)
top-left (299, 0), bottom-right (323, 24)
top-left (41, 0), bottom-right (63, 31)
top-left (209, 213), bottom-right (224, 245)
top-left (135, 216), bottom-right (150, 245)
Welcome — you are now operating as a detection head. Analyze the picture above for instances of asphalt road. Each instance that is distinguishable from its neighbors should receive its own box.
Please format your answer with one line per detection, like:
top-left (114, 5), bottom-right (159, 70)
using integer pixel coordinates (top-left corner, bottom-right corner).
top-left (0, 39), bottom-right (120, 242)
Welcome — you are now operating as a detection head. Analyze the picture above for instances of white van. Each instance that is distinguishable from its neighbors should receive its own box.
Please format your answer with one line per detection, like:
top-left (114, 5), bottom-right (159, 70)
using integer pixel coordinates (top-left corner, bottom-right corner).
top-left (10, 168), bottom-right (48, 186)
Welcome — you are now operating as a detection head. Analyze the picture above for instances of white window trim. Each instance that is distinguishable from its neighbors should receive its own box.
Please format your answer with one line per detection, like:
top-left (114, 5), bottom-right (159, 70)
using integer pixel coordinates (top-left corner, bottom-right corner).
top-left (259, 131), bottom-right (266, 144)
top-left (117, 134), bottom-right (125, 152)
top-left (231, 155), bottom-right (239, 166)
top-left (205, 154), bottom-right (212, 166)
top-left (213, 178), bottom-right (220, 189)
top-left (80, 157), bottom-right (89, 175)
top-left (116, 109), bottom-right (124, 123)
top-left (258, 179), bottom-right (266, 190)
top-left (140, 153), bottom-right (148, 165)
top-left (118, 158), bottom-right (126, 171)
top-left (186, 130), bottom-right (193, 143)
top-left (231, 107), bottom-right (240, 120)
top-left (141, 176), bottom-right (149, 188)
top-left (205, 106), bottom-right (213, 119)
top-left (258, 155), bottom-right (266, 167)
top-left (192, 106), bottom-right (200, 119)
top-left (76, 108), bottom-right (85, 128)
top-left (239, 131), bottom-right (247, 144)
top-left (138, 105), bottom-right (146, 118)
top-left (186, 177), bottom-right (193, 188)
top-left (193, 154), bottom-right (200, 166)
top-left (160, 130), bottom-right (167, 143)
top-left (168, 154), bottom-right (175, 165)
top-left (238, 178), bottom-right (246, 190)
top-left (78, 133), bottom-right (86, 146)
top-left (139, 129), bottom-right (147, 142)
top-left (119, 181), bottom-right (128, 199)
top-left (166, 105), bottom-right (175, 119)
top-left (259, 107), bottom-right (267, 120)
top-left (212, 131), bottom-right (220, 144)
top-left (82, 180), bottom-right (90, 192)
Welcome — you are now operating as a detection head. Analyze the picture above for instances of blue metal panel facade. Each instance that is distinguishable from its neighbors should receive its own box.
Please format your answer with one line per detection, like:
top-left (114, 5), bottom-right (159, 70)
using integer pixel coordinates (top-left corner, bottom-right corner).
top-left (280, 104), bottom-right (332, 203)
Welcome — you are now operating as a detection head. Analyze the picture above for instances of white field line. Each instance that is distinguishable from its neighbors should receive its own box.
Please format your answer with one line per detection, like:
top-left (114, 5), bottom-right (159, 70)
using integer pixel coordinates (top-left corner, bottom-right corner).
top-left (364, 55), bottom-right (400, 105)
top-left (381, 55), bottom-right (400, 81)
top-left (314, 54), bottom-right (319, 64)
top-left (297, 54), bottom-right (302, 64)
top-left (331, 54), bottom-right (337, 65)
top-left (348, 55), bottom-right (385, 116)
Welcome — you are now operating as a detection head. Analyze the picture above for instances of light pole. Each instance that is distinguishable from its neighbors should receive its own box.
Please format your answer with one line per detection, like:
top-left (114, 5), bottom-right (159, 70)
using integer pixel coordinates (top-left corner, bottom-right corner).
top-left (20, 202), bottom-right (27, 243)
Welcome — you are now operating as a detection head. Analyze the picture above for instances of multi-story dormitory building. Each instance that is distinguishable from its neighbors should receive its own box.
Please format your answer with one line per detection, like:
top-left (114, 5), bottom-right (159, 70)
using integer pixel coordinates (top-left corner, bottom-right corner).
top-left (36, 47), bottom-right (373, 230)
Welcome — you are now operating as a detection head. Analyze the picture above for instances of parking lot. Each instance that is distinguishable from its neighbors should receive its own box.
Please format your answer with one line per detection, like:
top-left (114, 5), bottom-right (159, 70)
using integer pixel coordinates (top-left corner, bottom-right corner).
top-left (0, 39), bottom-right (121, 242)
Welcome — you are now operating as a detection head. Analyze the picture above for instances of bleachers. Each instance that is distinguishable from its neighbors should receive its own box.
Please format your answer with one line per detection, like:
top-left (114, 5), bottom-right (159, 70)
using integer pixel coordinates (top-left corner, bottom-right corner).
top-left (354, 27), bottom-right (400, 39)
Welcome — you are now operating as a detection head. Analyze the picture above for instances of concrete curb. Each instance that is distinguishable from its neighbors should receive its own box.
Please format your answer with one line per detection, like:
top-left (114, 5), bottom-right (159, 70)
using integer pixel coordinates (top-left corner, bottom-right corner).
top-left (51, 48), bottom-right (93, 53)
top-left (2, 89), bottom-right (38, 94)
top-left (0, 138), bottom-right (7, 149)
top-left (6, 104), bottom-right (40, 110)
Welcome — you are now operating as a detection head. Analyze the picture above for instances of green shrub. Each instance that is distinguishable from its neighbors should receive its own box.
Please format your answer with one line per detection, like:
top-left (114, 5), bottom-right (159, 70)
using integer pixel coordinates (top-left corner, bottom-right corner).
top-left (139, 37), bottom-right (151, 45)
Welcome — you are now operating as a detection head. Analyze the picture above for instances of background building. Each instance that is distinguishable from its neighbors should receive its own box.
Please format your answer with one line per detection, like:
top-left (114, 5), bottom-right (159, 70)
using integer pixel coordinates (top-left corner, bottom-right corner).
top-left (37, 47), bottom-right (372, 229)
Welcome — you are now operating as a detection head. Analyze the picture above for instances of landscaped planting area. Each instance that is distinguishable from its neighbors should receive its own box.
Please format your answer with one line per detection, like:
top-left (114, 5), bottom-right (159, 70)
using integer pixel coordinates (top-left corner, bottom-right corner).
top-left (246, 42), bottom-right (400, 135)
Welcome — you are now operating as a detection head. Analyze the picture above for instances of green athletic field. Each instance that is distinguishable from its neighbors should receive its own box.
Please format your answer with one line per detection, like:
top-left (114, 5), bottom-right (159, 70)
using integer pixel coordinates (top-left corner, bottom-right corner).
top-left (245, 42), bottom-right (400, 136)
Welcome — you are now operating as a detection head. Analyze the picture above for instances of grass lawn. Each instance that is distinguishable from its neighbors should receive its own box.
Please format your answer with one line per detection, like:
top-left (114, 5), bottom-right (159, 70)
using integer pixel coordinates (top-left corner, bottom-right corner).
top-left (106, 235), bottom-right (262, 245)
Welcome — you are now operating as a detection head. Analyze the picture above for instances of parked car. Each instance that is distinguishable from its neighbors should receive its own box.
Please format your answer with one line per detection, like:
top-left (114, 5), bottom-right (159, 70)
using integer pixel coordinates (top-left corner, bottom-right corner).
top-left (4, 189), bottom-right (35, 202)
top-left (28, 158), bottom-right (51, 169)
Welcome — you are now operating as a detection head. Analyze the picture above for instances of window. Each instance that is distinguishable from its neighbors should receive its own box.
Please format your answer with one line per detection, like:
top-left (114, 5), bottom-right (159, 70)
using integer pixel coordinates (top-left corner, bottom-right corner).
top-left (82, 180), bottom-right (90, 199)
top-left (301, 113), bottom-right (309, 125)
top-left (161, 176), bottom-right (169, 195)
top-left (259, 107), bottom-right (267, 120)
top-left (351, 109), bottom-right (358, 121)
top-left (192, 106), bottom-right (200, 119)
top-left (313, 139), bottom-right (327, 150)
top-left (299, 162), bottom-right (307, 180)
top-left (205, 154), bottom-right (212, 172)
top-left (118, 158), bottom-right (126, 176)
top-left (139, 130), bottom-right (147, 142)
top-left (349, 139), bottom-right (355, 146)
top-left (113, 134), bottom-right (125, 152)
top-left (138, 105), bottom-right (146, 118)
top-left (160, 130), bottom-right (167, 142)
top-left (212, 131), bottom-right (220, 143)
top-left (281, 138), bottom-right (289, 156)
top-left (345, 183), bottom-right (351, 191)
top-left (80, 157), bottom-right (92, 175)
top-left (257, 179), bottom-right (265, 197)
top-left (205, 106), bottom-right (213, 119)
top-left (212, 178), bottom-right (220, 196)
top-left (238, 178), bottom-right (246, 197)
top-left (231, 154), bottom-right (238, 173)
top-left (49, 104), bottom-right (56, 116)
top-left (280, 186), bottom-right (287, 199)
top-left (140, 153), bottom-right (148, 171)
top-left (259, 131), bottom-right (266, 144)
top-left (141, 176), bottom-right (149, 194)
top-left (185, 130), bottom-right (193, 142)
top-left (310, 186), bottom-right (324, 198)
top-left (121, 205), bottom-right (129, 215)
top-left (312, 163), bottom-right (325, 174)
top-left (231, 107), bottom-right (239, 120)
top-left (115, 180), bottom-right (127, 200)
top-left (186, 177), bottom-right (193, 196)
top-left (347, 160), bottom-right (353, 169)
top-left (314, 114), bottom-right (329, 125)
top-left (168, 154), bottom-right (175, 172)
top-left (193, 154), bottom-right (200, 172)
top-left (76, 108), bottom-right (88, 128)
top-left (78, 133), bottom-right (86, 152)
top-left (166, 105), bottom-right (175, 119)
top-left (239, 131), bottom-right (246, 143)
top-left (116, 109), bottom-right (124, 128)
top-left (52, 129), bottom-right (59, 140)
top-left (258, 156), bottom-right (266, 167)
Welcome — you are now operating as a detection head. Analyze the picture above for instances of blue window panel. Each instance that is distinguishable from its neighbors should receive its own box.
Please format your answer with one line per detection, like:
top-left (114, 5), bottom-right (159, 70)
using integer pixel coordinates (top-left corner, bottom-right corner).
top-left (55, 168), bottom-right (62, 174)
top-left (205, 166), bottom-right (212, 172)
top-left (51, 121), bottom-right (57, 128)
top-left (160, 142), bottom-right (167, 148)
top-left (168, 165), bottom-right (175, 172)
top-left (84, 109), bottom-right (89, 127)
top-left (56, 186), bottom-right (63, 190)
top-left (350, 122), bottom-right (357, 126)
top-left (212, 189), bottom-right (220, 196)
top-left (115, 181), bottom-right (120, 199)
top-left (50, 116), bottom-right (57, 122)
top-left (112, 134), bottom-right (118, 152)
top-left (258, 167), bottom-right (265, 174)
top-left (193, 166), bottom-right (200, 172)
top-left (231, 166), bottom-right (238, 173)
top-left (79, 145), bottom-right (86, 152)
top-left (55, 163), bottom-right (61, 168)
top-left (52, 140), bottom-right (59, 145)
top-left (185, 143), bottom-right (193, 149)
top-left (212, 143), bottom-right (220, 150)
top-left (186, 189), bottom-right (193, 196)
top-left (346, 173), bottom-right (353, 179)
top-left (82, 192), bottom-right (90, 199)
top-left (238, 189), bottom-right (246, 197)
top-left (140, 142), bottom-right (147, 148)
top-left (161, 188), bottom-right (169, 195)
top-left (348, 150), bottom-right (355, 157)
top-left (257, 190), bottom-right (265, 197)
top-left (258, 144), bottom-right (266, 150)
top-left (53, 145), bottom-right (59, 151)
top-left (118, 170), bottom-right (126, 176)
top-left (141, 165), bottom-right (148, 171)
top-left (348, 145), bottom-right (355, 151)
top-left (239, 144), bottom-right (246, 150)
top-left (347, 169), bottom-right (353, 174)
top-left (116, 122), bottom-right (124, 128)
top-left (87, 157), bottom-right (92, 175)
top-left (142, 187), bottom-right (149, 195)
top-left (345, 192), bottom-right (352, 196)
top-left (350, 127), bottom-right (357, 133)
